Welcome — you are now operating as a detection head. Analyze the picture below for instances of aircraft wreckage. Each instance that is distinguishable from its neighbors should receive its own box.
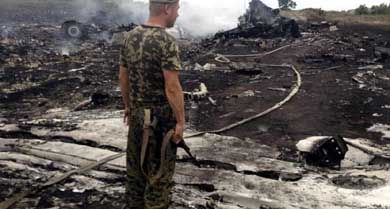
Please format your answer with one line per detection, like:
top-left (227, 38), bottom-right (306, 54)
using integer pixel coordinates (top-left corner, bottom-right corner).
top-left (1, 0), bottom-right (390, 208)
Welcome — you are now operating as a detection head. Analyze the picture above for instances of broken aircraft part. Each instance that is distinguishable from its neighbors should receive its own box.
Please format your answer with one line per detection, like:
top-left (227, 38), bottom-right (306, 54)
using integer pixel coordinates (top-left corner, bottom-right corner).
top-left (61, 20), bottom-right (137, 41)
top-left (215, 0), bottom-right (300, 39)
top-left (61, 20), bottom-right (87, 39)
top-left (297, 136), bottom-right (348, 168)
top-left (184, 83), bottom-right (208, 101)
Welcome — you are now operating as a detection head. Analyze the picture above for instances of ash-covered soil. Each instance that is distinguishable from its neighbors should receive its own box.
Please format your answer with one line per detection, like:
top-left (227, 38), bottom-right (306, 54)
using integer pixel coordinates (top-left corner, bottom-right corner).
top-left (3, 23), bottom-right (390, 156)
top-left (1, 1), bottom-right (390, 209)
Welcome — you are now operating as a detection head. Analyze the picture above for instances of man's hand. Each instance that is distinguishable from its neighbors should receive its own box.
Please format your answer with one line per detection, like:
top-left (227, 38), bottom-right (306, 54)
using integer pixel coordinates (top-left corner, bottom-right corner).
top-left (119, 65), bottom-right (130, 127)
top-left (123, 108), bottom-right (131, 126)
top-left (172, 123), bottom-right (184, 144)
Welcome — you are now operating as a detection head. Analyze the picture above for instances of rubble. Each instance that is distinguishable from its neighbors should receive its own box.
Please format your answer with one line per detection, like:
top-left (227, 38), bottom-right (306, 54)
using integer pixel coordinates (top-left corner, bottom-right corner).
top-left (1, 0), bottom-right (390, 208)
top-left (2, 117), bottom-right (390, 209)
top-left (358, 64), bottom-right (383, 70)
top-left (61, 20), bottom-right (137, 41)
top-left (62, 20), bottom-right (87, 39)
top-left (296, 136), bottom-right (348, 168)
top-left (184, 83), bottom-right (208, 101)
top-left (375, 47), bottom-right (390, 60)
top-left (331, 175), bottom-right (386, 190)
top-left (74, 92), bottom-right (111, 111)
top-left (215, 0), bottom-right (300, 39)
top-left (367, 124), bottom-right (390, 140)
top-left (329, 25), bottom-right (338, 32)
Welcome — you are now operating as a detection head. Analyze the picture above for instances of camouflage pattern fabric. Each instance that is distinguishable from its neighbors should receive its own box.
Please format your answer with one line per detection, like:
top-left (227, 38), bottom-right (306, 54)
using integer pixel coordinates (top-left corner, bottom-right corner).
top-left (126, 106), bottom-right (177, 209)
top-left (120, 25), bottom-right (181, 209)
top-left (120, 25), bottom-right (182, 110)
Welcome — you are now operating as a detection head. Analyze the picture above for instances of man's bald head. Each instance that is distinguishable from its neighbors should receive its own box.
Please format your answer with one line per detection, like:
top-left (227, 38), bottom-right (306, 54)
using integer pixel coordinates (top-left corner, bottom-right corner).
top-left (149, 0), bottom-right (178, 17)
top-left (147, 0), bottom-right (180, 28)
top-left (149, 0), bottom-right (179, 17)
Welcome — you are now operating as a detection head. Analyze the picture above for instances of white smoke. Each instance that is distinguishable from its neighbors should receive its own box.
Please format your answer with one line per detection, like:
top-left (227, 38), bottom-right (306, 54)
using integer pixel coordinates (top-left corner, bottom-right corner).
top-left (73, 0), bottom-right (102, 22)
top-left (65, 0), bottom-right (147, 25)
top-left (176, 1), bottom-right (247, 37)
top-left (127, 0), bottom-right (256, 37)
top-left (40, 0), bottom-right (278, 37)
top-left (52, 0), bottom-right (258, 37)
top-left (115, 0), bottom-right (149, 24)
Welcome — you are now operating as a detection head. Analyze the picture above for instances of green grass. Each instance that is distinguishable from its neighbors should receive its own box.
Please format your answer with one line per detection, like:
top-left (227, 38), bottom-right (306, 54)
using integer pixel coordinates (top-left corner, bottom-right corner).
top-left (282, 9), bottom-right (390, 26)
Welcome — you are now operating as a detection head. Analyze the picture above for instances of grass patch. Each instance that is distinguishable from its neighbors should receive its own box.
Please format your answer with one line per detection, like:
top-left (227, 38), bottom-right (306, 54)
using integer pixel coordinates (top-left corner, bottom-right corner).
top-left (282, 9), bottom-right (390, 26)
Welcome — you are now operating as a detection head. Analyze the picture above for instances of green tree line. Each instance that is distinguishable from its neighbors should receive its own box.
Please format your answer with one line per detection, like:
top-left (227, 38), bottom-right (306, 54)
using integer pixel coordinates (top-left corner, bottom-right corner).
top-left (355, 3), bottom-right (390, 15)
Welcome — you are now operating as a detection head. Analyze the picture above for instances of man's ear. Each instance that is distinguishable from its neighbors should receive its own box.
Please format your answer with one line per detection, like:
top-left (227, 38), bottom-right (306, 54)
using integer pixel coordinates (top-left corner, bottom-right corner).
top-left (163, 4), bottom-right (170, 15)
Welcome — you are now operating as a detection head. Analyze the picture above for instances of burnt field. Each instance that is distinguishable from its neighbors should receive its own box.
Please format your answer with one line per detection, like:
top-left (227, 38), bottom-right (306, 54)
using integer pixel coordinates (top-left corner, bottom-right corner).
top-left (2, 17), bottom-right (390, 152)
top-left (1, 1), bottom-right (390, 209)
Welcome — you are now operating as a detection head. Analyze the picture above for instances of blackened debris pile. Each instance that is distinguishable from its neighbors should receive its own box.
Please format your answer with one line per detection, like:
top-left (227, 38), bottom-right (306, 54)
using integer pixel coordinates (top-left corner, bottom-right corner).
top-left (61, 20), bottom-right (137, 40)
top-left (215, 0), bottom-right (300, 39)
top-left (0, 24), bottom-right (123, 120)
top-left (297, 136), bottom-right (349, 169)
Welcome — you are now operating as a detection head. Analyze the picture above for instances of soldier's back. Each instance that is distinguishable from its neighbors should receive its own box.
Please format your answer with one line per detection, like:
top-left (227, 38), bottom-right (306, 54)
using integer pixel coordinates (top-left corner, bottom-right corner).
top-left (120, 25), bottom-right (180, 109)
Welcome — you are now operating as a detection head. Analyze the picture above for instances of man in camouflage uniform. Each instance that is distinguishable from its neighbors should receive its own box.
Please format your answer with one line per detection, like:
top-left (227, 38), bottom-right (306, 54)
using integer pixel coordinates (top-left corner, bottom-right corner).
top-left (118, 0), bottom-right (184, 209)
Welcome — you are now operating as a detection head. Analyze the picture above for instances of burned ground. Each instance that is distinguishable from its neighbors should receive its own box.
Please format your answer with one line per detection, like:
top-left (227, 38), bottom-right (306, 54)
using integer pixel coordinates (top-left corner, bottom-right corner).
top-left (1, 1), bottom-right (390, 209)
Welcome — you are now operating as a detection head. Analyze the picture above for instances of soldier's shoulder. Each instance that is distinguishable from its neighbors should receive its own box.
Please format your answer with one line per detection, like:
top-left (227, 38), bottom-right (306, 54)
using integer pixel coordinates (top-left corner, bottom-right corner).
top-left (124, 26), bottom-right (143, 38)
top-left (121, 26), bottom-right (144, 45)
top-left (144, 29), bottom-right (175, 48)
top-left (161, 29), bottom-right (176, 42)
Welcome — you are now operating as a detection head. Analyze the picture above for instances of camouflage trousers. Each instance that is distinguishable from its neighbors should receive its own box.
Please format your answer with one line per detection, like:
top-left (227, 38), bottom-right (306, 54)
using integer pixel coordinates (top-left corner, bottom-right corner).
top-left (125, 105), bottom-right (177, 209)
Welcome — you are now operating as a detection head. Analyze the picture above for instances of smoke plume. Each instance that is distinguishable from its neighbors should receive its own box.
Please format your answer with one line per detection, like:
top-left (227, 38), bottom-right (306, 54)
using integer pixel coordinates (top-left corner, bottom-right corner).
top-left (113, 0), bottom-right (251, 37)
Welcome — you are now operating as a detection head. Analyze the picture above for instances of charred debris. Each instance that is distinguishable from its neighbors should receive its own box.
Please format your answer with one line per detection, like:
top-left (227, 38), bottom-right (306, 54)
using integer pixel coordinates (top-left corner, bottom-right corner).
top-left (1, 0), bottom-right (390, 208)
top-left (215, 0), bottom-right (300, 39)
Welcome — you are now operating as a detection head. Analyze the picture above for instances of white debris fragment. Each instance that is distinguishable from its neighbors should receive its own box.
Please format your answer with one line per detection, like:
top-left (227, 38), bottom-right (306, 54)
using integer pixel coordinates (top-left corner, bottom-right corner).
top-left (382, 105), bottom-right (390, 109)
top-left (194, 63), bottom-right (203, 71)
top-left (60, 47), bottom-right (70, 56)
top-left (184, 83), bottom-right (208, 101)
top-left (341, 146), bottom-right (374, 167)
top-left (46, 108), bottom-right (66, 113)
top-left (239, 90), bottom-right (255, 97)
top-left (219, 112), bottom-right (236, 118)
top-left (0, 124), bottom-right (20, 132)
top-left (381, 76), bottom-right (390, 81)
top-left (72, 188), bottom-right (86, 193)
top-left (352, 75), bottom-right (365, 84)
top-left (372, 113), bottom-right (383, 117)
top-left (296, 136), bottom-right (329, 153)
top-left (329, 26), bottom-right (338, 32)
top-left (203, 63), bottom-right (216, 71)
top-left (358, 65), bottom-right (383, 70)
top-left (367, 124), bottom-right (390, 139)
top-left (268, 87), bottom-right (287, 92)
top-left (69, 66), bottom-right (87, 72)
top-left (358, 84), bottom-right (367, 89)
top-left (208, 97), bottom-right (217, 106)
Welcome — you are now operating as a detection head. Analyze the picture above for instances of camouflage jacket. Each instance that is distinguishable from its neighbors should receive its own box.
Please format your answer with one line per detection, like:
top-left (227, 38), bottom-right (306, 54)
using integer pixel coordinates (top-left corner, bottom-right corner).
top-left (120, 25), bottom-right (181, 110)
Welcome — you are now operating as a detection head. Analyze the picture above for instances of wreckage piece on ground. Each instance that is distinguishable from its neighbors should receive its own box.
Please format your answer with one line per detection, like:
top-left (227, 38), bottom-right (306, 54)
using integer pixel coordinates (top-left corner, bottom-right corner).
top-left (61, 20), bottom-right (137, 40)
top-left (215, 0), bottom-right (300, 39)
top-left (297, 136), bottom-right (349, 169)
